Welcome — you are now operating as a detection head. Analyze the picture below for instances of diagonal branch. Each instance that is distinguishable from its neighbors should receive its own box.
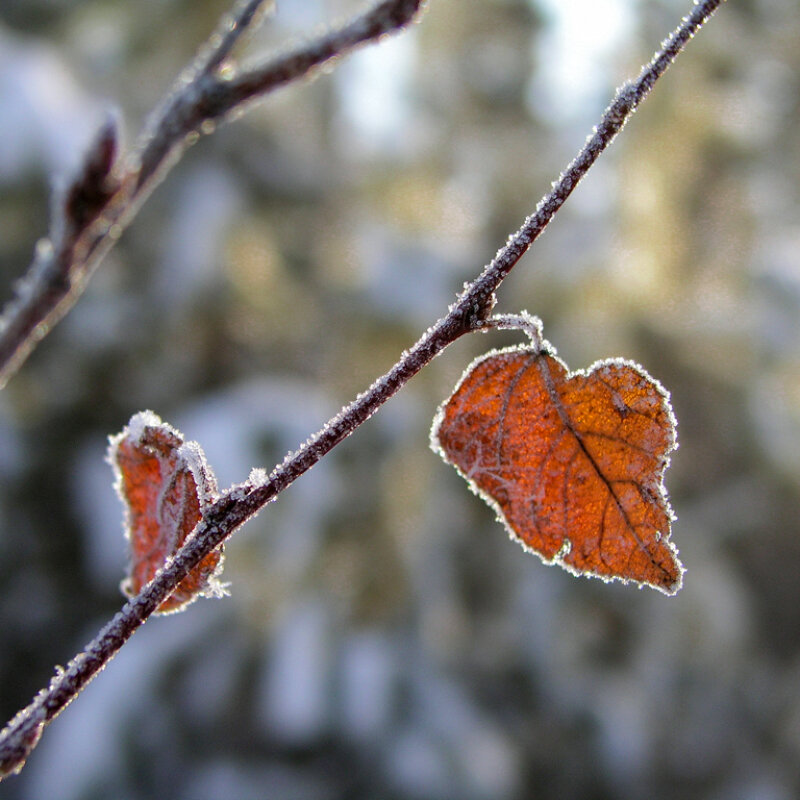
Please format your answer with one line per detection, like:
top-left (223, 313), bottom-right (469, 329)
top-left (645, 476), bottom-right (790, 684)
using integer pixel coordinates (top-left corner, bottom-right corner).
top-left (0, 0), bottom-right (724, 782)
top-left (0, 0), bottom-right (425, 390)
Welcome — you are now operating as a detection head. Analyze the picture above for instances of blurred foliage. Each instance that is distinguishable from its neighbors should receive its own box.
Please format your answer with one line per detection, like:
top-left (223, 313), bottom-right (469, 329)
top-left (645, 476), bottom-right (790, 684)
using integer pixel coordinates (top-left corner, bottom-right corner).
top-left (0, 0), bottom-right (799, 798)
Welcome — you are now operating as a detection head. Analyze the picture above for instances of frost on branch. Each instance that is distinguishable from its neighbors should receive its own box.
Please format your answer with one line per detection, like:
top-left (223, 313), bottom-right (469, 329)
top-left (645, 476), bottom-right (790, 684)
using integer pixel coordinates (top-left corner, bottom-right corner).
top-left (108, 410), bottom-right (227, 614)
top-left (0, 703), bottom-right (45, 779)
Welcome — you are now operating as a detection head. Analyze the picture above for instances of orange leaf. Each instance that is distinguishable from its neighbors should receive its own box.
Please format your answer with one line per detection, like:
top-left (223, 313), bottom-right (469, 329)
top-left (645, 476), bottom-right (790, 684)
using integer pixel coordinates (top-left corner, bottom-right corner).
top-left (108, 411), bottom-right (226, 614)
top-left (431, 334), bottom-right (682, 594)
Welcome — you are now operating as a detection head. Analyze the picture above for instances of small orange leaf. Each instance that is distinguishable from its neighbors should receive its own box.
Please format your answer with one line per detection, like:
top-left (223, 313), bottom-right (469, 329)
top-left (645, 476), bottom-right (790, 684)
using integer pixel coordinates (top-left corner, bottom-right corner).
top-left (109, 411), bottom-right (226, 614)
top-left (431, 330), bottom-right (682, 594)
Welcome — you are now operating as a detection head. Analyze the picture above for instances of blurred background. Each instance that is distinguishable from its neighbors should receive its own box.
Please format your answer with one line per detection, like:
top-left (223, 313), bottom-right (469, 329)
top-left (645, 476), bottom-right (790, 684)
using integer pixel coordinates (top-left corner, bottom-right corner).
top-left (1, 0), bottom-right (799, 797)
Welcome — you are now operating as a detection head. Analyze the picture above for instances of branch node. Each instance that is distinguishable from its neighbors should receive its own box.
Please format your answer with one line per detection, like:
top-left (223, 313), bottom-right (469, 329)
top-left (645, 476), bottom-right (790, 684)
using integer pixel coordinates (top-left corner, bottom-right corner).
top-left (466, 291), bottom-right (497, 331)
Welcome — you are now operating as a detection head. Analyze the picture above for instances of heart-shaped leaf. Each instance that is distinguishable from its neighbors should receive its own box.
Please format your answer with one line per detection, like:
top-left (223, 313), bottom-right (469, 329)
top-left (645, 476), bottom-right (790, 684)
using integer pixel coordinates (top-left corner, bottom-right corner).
top-left (431, 338), bottom-right (682, 594)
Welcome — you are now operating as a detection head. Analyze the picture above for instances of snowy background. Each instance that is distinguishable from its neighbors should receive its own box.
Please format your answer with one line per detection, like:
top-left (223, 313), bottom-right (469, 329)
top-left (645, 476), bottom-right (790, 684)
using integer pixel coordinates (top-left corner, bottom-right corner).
top-left (1, 0), bottom-right (799, 798)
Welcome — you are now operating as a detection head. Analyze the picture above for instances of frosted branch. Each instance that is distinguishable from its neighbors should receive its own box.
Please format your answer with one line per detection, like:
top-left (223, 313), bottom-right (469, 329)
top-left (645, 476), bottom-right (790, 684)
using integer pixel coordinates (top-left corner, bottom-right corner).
top-left (0, 0), bottom-right (424, 389)
top-left (0, 0), bottom-right (724, 781)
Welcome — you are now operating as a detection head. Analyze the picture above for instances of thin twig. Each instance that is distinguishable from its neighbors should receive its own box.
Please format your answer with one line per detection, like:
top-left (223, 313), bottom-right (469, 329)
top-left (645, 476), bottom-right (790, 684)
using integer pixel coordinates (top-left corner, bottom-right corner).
top-left (198, 0), bottom-right (274, 76)
top-left (0, 0), bottom-right (724, 781)
top-left (0, 0), bottom-right (424, 389)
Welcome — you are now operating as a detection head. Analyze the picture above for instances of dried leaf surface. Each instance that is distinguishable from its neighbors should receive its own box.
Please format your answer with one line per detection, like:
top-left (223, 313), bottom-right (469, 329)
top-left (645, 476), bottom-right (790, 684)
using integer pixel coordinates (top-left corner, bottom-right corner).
top-left (109, 411), bottom-right (225, 613)
top-left (432, 344), bottom-right (682, 594)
